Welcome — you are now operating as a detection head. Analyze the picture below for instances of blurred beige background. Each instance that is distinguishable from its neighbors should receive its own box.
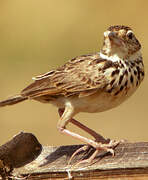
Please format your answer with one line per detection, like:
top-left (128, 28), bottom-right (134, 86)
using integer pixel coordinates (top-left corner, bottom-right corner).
top-left (0, 0), bottom-right (148, 146)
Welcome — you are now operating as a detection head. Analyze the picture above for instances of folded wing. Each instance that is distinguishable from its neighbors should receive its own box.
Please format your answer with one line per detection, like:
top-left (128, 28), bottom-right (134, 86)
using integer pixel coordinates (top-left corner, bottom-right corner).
top-left (21, 54), bottom-right (113, 98)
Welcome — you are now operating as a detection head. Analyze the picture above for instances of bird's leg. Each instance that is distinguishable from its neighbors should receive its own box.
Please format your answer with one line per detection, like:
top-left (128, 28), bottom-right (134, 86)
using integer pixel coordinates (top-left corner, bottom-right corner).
top-left (68, 118), bottom-right (112, 164)
top-left (57, 108), bottom-right (119, 165)
top-left (58, 108), bottom-right (111, 164)
top-left (58, 109), bottom-right (109, 143)
top-left (57, 107), bottom-right (103, 148)
top-left (70, 118), bottom-right (110, 143)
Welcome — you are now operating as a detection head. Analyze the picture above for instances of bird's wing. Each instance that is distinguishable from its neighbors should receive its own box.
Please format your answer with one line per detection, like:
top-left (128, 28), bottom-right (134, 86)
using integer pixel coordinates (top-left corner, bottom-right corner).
top-left (21, 54), bottom-right (118, 98)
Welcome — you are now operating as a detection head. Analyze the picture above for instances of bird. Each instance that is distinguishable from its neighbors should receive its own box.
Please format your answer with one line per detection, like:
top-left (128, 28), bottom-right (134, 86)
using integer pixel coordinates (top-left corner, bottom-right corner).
top-left (0, 25), bottom-right (145, 165)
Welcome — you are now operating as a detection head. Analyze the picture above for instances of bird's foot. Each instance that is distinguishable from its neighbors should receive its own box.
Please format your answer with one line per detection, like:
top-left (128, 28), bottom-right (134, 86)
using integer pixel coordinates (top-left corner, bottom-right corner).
top-left (68, 145), bottom-right (90, 165)
top-left (68, 139), bottom-right (120, 166)
top-left (95, 139), bottom-right (120, 156)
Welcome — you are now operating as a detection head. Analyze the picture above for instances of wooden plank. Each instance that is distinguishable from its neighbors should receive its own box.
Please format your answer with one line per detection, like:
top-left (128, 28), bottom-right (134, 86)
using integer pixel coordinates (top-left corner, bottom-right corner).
top-left (12, 142), bottom-right (148, 179)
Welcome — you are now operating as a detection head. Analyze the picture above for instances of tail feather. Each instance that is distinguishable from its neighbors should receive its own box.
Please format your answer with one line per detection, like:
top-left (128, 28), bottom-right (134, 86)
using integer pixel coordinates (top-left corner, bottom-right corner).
top-left (0, 95), bottom-right (27, 107)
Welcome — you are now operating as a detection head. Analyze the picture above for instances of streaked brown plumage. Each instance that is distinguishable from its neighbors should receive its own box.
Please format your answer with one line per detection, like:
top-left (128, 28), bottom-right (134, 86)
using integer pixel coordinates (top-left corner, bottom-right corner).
top-left (0, 25), bottom-right (145, 165)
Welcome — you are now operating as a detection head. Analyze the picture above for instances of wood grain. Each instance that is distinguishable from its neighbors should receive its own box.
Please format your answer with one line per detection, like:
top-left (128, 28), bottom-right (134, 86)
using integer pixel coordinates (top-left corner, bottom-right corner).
top-left (12, 142), bottom-right (148, 179)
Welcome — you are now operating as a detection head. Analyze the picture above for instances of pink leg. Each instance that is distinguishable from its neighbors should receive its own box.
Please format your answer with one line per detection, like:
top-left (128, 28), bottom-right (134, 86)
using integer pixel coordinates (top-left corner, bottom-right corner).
top-left (70, 118), bottom-right (110, 143)
top-left (58, 109), bottom-right (111, 164)
top-left (59, 127), bottom-right (118, 152)
top-left (58, 109), bottom-right (109, 143)
top-left (58, 108), bottom-right (119, 165)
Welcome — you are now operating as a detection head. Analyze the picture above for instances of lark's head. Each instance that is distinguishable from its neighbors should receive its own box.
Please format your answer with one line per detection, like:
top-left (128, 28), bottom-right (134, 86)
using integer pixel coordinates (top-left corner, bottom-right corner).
top-left (101, 25), bottom-right (141, 59)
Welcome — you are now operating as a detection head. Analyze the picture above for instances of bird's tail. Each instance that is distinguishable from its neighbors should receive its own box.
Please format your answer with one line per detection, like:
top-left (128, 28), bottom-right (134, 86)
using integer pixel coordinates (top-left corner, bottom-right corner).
top-left (0, 94), bottom-right (27, 107)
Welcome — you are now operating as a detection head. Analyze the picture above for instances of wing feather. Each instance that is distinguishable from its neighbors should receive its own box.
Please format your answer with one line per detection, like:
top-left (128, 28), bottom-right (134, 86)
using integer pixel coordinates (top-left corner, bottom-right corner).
top-left (21, 54), bottom-right (115, 98)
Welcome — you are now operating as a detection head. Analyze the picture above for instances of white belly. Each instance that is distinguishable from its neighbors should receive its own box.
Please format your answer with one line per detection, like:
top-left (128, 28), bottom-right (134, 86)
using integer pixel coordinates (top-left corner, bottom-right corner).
top-left (51, 85), bottom-right (139, 114)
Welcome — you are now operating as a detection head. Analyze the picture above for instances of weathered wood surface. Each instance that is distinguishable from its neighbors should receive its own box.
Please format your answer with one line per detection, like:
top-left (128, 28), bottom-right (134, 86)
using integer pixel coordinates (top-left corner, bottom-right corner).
top-left (12, 142), bottom-right (148, 179)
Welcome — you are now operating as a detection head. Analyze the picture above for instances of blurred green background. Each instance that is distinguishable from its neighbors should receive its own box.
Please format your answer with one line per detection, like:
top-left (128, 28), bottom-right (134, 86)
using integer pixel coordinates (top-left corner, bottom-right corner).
top-left (0, 0), bottom-right (148, 146)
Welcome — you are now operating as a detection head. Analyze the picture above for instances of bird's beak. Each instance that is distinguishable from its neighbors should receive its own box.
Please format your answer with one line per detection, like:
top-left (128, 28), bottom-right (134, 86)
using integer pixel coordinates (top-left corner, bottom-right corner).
top-left (108, 31), bottom-right (117, 39)
top-left (104, 31), bottom-right (124, 47)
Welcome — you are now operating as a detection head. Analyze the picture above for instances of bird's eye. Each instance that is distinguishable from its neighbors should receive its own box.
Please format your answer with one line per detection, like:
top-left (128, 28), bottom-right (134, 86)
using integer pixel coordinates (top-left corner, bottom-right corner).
top-left (127, 31), bottom-right (133, 39)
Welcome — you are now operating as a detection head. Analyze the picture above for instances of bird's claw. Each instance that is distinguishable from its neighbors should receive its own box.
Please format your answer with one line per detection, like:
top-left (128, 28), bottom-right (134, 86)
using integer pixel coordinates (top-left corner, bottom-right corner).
top-left (68, 139), bottom-right (120, 165)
